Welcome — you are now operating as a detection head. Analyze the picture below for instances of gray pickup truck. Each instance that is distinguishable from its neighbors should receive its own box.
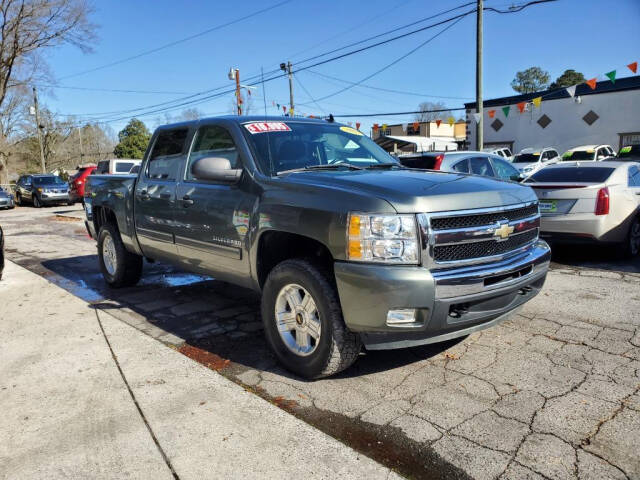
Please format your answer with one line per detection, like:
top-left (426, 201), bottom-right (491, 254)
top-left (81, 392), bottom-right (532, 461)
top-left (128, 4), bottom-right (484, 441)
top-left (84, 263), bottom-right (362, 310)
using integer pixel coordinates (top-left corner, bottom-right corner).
top-left (85, 116), bottom-right (550, 378)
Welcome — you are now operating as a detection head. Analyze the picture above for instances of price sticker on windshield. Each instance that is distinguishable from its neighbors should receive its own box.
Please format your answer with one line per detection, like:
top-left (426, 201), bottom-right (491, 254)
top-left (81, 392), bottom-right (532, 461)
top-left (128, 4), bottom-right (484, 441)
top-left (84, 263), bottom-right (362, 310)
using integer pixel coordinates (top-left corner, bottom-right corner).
top-left (244, 122), bottom-right (291, 134)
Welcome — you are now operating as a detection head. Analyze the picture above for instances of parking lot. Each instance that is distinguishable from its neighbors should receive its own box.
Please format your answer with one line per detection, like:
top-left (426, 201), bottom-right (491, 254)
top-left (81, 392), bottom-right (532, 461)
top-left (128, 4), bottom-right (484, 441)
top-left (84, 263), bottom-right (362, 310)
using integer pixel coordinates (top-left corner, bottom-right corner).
top-left (2, 204), bottom-right (639, 480)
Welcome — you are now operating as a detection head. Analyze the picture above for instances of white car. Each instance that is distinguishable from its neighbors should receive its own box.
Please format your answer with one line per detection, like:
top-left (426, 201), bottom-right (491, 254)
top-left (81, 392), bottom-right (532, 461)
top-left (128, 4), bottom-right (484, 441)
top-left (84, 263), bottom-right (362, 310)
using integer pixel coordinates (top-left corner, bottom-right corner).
top-left (525, 161), bottom-right (640, 256)
top-left (512, 147), bottom-right (560, 176)
top-left (95, 158), bottom-right (142, 175)
top-left (561, 144), bottom-right (616, 162)
top-left (484, 147), bottom-right (513, 161)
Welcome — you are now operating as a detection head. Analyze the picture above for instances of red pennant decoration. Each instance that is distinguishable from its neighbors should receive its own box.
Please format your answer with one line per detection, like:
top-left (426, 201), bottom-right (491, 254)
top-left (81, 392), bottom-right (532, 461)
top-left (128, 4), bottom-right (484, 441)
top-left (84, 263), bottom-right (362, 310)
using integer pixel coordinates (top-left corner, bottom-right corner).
top-left (282, 105), bottom-right (287, 113)
top-left (628, 62), bottom-right (638, 74)
top-left (373, 123), bottom-right (379, 131)
top-left (412, 121), bottom-right (419, 131)
top-left (517, 102), bottom-right (526, 113)
top-left (356, 122), bottom-right (361, 130)
top-left (585, 78), bottom-right (597, 90)
top-left (488, 110), bottom-right (496, 119)
top-left (436, 119), bottom-right (442, 128)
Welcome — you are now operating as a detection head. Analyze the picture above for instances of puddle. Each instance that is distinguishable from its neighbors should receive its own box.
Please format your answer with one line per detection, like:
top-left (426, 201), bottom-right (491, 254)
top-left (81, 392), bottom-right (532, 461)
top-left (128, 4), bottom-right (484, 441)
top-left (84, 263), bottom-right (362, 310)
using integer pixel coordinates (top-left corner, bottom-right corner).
top-left (140, 272), bottom-right (212, 287)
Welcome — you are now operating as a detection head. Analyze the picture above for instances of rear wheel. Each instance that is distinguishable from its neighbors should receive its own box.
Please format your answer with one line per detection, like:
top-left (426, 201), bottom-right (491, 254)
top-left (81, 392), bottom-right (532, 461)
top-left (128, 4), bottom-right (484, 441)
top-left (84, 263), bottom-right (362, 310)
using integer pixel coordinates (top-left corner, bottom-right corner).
top-left (625, 216), bottom-right (640, 258)
top-left (261, 259), bottom-right (361, 379)
top-left (97, 223), bottom-right (143, 288)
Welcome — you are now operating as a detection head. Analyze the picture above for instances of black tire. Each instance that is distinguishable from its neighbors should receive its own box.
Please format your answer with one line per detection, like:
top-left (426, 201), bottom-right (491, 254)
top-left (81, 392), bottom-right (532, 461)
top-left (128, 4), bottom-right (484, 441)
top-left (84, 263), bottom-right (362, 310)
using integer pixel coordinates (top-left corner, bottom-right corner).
top-left (15, 193), bottom-right (21, 206)
top-left (625, 216), bottom-right (640, 258)
top-left (32, 194), bottom-right (41, 208)
top-left (97, 223), bottom-right (143, 288)
top-left (261, 259), bottom-right (361, 379)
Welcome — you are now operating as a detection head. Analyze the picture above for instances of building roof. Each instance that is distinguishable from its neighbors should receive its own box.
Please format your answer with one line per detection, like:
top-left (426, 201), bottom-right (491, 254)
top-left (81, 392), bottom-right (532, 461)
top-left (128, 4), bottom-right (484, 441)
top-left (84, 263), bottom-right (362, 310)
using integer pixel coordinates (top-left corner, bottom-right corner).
top-left (465, 76), bottom-right (640, 109)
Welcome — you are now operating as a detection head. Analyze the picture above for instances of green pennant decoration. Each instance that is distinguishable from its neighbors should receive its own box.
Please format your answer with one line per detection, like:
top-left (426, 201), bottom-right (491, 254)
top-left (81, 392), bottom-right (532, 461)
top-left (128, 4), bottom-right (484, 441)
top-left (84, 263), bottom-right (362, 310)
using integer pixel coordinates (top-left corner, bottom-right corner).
top-left (502, 106), bottom-right (510, 118)
top-left (605, 70), bottom-right (616, 84)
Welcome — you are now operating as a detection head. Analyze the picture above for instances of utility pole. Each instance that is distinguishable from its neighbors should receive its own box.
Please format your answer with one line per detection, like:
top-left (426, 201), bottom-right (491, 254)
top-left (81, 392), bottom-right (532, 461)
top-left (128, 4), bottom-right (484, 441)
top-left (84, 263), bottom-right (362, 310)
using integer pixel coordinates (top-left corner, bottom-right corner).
top-left (78, 126), bottom-right (84, 164)
top-left (475, 0), bottom-right (483, 151)
top-left (32, 86), bottom-right (46, 173)
top-left (228, 68), bottom-right (242, 115)
top-left (280, 61), bottom-right (294, 116)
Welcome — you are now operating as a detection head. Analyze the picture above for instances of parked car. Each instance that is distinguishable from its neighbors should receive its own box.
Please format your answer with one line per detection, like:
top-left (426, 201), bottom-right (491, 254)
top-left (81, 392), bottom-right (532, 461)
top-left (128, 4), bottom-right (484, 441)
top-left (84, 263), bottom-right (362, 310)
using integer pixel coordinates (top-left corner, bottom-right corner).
top-left (484, 147), bottom-right (513, 160)
top-left (561, 145), bottom-right (615, 162)
top-left (397, 151), bottom-right (522, 182)
top-left (525, 161), bottom-right (640, 256)
top-left (95, 158), bottom-right (142, 175)
top-left (0, 186), bottom-right (15, 209)
top-left (512, 147), bottom-right (561, 176)
top-left (612, 145), bottom-right (640, 162)
top-left (85, 116), bottom-right (550, 379)
top-left (15, 174), bottom-right (72, 207)
top-left (69, 165), bottom-right (97, 203)
top-left (0, 224), bottom-right (4, 280)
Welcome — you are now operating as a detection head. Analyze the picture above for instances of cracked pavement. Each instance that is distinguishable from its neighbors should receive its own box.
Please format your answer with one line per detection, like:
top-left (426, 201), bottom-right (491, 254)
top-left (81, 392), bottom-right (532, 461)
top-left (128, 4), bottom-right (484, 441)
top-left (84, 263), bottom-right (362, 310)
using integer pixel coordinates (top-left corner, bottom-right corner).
top-left (1, 205), bottom-right (639, 479)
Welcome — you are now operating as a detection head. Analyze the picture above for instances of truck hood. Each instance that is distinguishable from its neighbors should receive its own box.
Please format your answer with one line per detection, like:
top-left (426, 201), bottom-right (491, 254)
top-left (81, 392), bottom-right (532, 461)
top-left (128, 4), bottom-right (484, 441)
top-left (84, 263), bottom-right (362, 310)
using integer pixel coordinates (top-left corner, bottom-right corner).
top-left (282, 169), bottom-right (537, 213)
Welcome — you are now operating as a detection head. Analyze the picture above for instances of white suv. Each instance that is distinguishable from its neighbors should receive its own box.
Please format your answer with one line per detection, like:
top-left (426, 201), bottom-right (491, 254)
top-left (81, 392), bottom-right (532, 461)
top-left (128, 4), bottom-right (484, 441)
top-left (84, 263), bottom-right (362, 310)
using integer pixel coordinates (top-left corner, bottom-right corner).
top-left (561, 145), bottom-right (615, 162)
top-left (513, 147), bottom-right (561, 176)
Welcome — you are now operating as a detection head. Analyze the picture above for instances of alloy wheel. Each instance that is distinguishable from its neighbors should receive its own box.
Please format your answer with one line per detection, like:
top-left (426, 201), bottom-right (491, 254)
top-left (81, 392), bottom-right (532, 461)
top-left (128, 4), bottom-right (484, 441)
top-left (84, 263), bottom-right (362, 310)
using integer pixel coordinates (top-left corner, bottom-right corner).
top-left (102, 233), bottom-right (117, 275)
top-left (274, 283), bottom-right (322, 356)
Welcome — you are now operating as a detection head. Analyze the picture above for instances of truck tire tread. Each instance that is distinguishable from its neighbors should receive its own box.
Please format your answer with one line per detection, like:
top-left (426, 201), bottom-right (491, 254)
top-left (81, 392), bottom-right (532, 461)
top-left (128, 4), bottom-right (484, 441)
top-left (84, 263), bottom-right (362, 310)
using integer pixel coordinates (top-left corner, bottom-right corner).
top-left (98, 223), bottom-right (143, 288)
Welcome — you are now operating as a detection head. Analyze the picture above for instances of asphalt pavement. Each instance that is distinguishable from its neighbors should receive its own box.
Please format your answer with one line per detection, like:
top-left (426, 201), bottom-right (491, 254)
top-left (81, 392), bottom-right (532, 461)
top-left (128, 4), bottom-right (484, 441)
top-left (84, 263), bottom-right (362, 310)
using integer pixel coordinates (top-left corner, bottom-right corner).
top-left (1, 204), bottom-right (639, 480)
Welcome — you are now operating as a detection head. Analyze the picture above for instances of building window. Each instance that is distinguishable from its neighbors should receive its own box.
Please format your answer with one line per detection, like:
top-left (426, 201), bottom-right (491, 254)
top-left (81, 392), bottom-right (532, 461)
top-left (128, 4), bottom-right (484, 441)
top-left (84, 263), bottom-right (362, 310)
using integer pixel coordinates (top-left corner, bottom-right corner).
top-left (619, 132), bottom-right (640, 149)
top-left (407, 125), bottom-right (420, 136)
top-left (381, 128), bottom-right (391, 136)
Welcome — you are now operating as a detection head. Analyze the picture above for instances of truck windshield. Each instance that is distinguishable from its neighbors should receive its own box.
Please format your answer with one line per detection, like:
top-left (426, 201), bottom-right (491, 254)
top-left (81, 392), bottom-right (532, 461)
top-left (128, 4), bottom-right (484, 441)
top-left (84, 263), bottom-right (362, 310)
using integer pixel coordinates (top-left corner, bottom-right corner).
top-left (33, 176), bottom-right (65, 186)
top-left (513, 153), bottom-right (540, 163)
top-left (242, 121), bottom-right (397, 175)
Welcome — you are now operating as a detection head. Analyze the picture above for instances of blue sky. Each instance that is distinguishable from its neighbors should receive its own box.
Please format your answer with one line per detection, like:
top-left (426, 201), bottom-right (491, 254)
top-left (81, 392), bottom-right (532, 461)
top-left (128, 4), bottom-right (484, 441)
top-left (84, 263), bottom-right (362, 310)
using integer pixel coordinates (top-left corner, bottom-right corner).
top-left (44, 0), bottom-right (640, 136)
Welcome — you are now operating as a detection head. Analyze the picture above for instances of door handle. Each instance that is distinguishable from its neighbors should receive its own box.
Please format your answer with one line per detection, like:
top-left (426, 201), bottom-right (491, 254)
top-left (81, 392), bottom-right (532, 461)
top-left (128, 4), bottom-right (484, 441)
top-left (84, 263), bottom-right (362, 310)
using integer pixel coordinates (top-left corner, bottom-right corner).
top-left (182, 195), bottom-right (194, 206)
top-left (138, 190), bottom-right (150, 201)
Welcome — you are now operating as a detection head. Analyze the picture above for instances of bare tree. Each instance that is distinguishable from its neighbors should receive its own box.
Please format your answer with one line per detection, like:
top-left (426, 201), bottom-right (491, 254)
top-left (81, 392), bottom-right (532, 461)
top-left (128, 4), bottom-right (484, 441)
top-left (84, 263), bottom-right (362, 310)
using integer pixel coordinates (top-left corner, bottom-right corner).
top-left (0, 0), bottom-right (96, 184)
top-left (413, 101), bottom-right (450, 123)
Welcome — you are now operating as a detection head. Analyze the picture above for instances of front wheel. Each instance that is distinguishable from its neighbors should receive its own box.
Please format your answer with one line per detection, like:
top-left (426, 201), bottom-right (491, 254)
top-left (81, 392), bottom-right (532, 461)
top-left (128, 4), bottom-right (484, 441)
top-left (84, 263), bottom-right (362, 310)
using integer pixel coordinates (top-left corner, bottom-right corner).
top-left (15, 193), bottom-right (21, 206)
top-left (261, 259), bottom-right (361, 379)
top-left (97, 223), bottom-right (143, 288)
top-left (625, 216), bottom-right (640, 258)
top-left (32, 194), bottom-right (41, 208)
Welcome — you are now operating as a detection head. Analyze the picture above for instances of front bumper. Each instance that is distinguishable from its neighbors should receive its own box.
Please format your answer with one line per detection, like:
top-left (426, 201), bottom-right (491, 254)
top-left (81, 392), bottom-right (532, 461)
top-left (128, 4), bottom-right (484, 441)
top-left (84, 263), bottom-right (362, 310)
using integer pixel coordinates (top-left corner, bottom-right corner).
top-left (39, 193), bottom-right (70, 204)
top-left (334, 240), bottom-right (550, 350)
top-left (540, 214), bottom-right (626, 243)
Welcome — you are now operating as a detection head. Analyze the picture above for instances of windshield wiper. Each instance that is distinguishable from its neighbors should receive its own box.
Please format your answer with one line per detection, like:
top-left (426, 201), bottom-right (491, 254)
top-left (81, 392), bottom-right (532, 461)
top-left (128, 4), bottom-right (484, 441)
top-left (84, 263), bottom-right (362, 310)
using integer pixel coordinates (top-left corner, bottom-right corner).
top-left (365, 163), bottom-right (402, 170)
top-left (278, 162), bottom-right (363, 174)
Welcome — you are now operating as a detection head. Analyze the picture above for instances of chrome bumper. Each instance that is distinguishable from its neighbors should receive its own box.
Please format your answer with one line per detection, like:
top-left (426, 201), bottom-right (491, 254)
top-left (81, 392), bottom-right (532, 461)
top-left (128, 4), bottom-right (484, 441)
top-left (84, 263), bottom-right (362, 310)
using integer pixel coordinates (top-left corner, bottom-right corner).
top-left (432, 240), bottom-right (551, 299)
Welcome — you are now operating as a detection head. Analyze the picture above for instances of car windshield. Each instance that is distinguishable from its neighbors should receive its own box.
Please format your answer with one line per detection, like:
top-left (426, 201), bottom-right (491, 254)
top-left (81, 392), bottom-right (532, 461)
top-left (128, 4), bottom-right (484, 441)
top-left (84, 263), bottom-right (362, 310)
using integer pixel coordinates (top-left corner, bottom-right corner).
top-left (513, 153), bottom-right (540, 163)
top-left (242, 121), bottom-right (397, 175)
top-left (115, 162), bottom-right (134, 173)
top-left (33, 176), bottom-right (65, 186)
top-left (618, 145), bottom-right (640, 159)
top-left (528, 167), bottom-right (615, 183)
top-left (562, 150), bottom-right (595, 161)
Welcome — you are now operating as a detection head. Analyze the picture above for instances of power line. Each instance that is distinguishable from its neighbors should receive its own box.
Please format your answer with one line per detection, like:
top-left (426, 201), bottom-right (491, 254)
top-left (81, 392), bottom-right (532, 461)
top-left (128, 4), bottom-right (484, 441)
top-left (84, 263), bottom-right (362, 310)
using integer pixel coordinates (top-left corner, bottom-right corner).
top-left (331, 107), bottom-right (466, 118)
top-left (28, 84), bottom-right (194, 95)
top-left (293, 74), bottom-right (326, 115)
top-left (58, 0), bottom-right (293, 80)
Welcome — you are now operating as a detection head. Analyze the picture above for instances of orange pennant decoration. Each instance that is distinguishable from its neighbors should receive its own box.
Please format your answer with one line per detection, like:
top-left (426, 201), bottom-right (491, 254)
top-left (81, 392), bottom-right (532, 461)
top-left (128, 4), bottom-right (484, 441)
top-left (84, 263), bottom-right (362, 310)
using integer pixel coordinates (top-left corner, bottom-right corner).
top-left (586, 78), bottom-right (597, 90)
top-left (436, 119), bottom-right (442, 127)
top-left (412, 121), bottom-right (419, 131)
top-left (373, 123), bottom-right (379, 131)
top-left (628, 62), bottom-right (638, 74)
top-left (488, 110), bottom-right (496, 119)
top-left (517, 102), bottom-right (526, 113)
top-left (356, 122), bottom-right (361, 130)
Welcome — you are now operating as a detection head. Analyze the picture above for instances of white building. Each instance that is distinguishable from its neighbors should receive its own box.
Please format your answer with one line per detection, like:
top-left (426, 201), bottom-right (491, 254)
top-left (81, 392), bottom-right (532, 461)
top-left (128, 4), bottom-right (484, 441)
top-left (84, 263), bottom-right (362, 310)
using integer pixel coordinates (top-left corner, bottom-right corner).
top-left (464, 76), bottom-right (640, 155)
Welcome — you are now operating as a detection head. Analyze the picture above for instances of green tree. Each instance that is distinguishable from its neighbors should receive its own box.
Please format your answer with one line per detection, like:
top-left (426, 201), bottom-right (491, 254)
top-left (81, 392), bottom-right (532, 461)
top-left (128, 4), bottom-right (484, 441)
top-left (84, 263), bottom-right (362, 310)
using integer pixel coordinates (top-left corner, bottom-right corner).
top-left (511, 67), bottom-right (550, 93)
top-left (549, 69), bottom-right (586, 89)
top-left (114, 119), bottom-right (151, 159)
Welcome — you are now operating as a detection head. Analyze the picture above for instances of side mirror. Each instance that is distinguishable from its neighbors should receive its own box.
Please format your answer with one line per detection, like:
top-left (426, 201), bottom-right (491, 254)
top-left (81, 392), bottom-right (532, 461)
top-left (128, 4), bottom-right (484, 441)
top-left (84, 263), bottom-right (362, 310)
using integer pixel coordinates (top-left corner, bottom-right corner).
top-left (191, 156), bottom-right (242, 184)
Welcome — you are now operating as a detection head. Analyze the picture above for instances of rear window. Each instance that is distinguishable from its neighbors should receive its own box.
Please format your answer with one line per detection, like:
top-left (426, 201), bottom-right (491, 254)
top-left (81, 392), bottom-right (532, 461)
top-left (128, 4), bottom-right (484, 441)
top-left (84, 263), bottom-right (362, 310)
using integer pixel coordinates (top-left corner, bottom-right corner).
top-left (147, 128), bottom-right (189, 181)
top-left (115, 162), bottom-right (134, 173)
top-left (618, 145), bottom-right (640, 159)
top-left (562, 150), bottom-right (594, 161)
top-left (513, 153), bottom-right (540, 163)
top-left (397, 154), bottom-right (440, 169)
top-left (528, 167), bottom-right (616, 183)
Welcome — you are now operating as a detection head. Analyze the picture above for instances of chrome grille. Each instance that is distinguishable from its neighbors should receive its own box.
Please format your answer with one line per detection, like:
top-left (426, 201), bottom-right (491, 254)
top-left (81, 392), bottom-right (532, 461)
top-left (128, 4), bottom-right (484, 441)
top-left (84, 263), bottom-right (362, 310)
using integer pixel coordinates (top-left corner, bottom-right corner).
top-left (430, 204), bottom-right (539, 231)
top-left (433, 229), bottom-right (538, 262)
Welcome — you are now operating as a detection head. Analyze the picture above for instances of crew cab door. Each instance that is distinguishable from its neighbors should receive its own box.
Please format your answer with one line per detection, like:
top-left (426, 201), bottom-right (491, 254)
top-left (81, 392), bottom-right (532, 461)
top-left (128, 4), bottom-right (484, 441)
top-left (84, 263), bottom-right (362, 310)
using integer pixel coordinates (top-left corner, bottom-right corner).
top-left (134, 127), bottom-right (189, 261)
top-left (173, 122), bottom-right (255, 286)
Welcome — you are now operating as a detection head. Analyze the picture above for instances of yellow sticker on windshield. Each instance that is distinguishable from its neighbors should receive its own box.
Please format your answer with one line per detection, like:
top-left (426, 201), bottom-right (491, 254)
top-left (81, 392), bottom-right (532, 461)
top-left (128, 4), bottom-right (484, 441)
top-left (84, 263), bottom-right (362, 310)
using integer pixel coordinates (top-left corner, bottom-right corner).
top-left (586, 149), bottom-right (595, 153)
top-left (562, 151), bottom-right (573, 158)
top-left (340, 126), bottom-right (363, 136)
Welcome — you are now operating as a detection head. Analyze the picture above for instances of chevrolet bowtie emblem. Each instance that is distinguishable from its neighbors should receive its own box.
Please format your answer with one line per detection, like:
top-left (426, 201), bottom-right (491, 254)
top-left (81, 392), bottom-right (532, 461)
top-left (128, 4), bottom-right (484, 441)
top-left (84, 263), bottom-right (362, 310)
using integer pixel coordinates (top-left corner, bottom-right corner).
top-left (494, 223), bottom-right (514, 239)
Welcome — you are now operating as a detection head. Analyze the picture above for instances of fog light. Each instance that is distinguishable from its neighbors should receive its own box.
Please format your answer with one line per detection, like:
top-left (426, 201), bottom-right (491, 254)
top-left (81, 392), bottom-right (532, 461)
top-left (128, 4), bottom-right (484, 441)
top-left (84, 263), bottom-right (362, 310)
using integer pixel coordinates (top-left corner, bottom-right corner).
top-left (386, 309), bottom-right (417, 325)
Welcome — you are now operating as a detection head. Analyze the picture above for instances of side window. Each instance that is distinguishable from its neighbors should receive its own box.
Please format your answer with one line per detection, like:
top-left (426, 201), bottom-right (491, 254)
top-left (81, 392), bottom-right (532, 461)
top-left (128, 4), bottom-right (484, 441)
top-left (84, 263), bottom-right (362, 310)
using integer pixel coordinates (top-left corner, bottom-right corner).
top-left (629, 166), bottom-right (640, 187)
top-left (186, 125), bottom-right (239, 181)
top-left (492, 158), bottom-right (520, 181)
top-left (147, 128), bottom-right (189, 181)
top-left (452, 159), bottom-right (469, 173)
top-left (469, 157), bottom-right (494, 177)
top-left (96, 161), bottom-right (108, 174)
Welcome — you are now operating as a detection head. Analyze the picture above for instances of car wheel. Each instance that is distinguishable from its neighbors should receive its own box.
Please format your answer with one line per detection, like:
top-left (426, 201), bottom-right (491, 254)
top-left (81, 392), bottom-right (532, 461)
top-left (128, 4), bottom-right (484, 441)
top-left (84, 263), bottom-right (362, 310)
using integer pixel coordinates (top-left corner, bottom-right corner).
top-left (67, 200), bottom-right (74, 206)
top-left (32, 195), bottom-right (41, 208)
top-left (261, 259), bottom-right (361, 379)
top-left (97, 223), bottom-right (143, 288)
top-left (15, 193), bottom-right (21, 206)
top-left (626, 216), bottom-right (640, 258)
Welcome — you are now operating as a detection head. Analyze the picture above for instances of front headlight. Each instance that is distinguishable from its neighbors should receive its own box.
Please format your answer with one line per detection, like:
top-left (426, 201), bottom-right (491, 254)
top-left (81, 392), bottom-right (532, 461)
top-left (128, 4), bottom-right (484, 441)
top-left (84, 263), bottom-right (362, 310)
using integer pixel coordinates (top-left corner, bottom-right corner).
top-left (347, 213), bottom-right (419, 264)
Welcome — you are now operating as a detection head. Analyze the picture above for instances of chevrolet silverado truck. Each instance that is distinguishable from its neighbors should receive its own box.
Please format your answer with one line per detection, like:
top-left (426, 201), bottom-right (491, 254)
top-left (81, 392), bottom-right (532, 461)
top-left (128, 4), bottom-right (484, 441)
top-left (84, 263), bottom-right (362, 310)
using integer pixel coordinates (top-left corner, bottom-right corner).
top-left (84, 116), bottom-right (550, 379)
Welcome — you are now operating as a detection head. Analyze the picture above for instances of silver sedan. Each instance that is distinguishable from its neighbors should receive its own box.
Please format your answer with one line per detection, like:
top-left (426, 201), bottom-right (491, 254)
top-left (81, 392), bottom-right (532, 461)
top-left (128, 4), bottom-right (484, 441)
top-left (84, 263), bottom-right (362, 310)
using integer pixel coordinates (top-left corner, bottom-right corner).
top-left (525, 161), bottom-right (640, 256)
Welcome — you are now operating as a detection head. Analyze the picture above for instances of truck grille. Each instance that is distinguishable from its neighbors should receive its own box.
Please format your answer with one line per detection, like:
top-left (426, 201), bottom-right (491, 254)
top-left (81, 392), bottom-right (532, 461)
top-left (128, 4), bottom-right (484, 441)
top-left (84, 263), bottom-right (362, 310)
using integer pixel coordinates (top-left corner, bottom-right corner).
top-left (430, 204), bottom-right (539, 231)
top-left (433, 229), bottom-right (538, 262)
top-left (419, 202), bottom-right (540, 267)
